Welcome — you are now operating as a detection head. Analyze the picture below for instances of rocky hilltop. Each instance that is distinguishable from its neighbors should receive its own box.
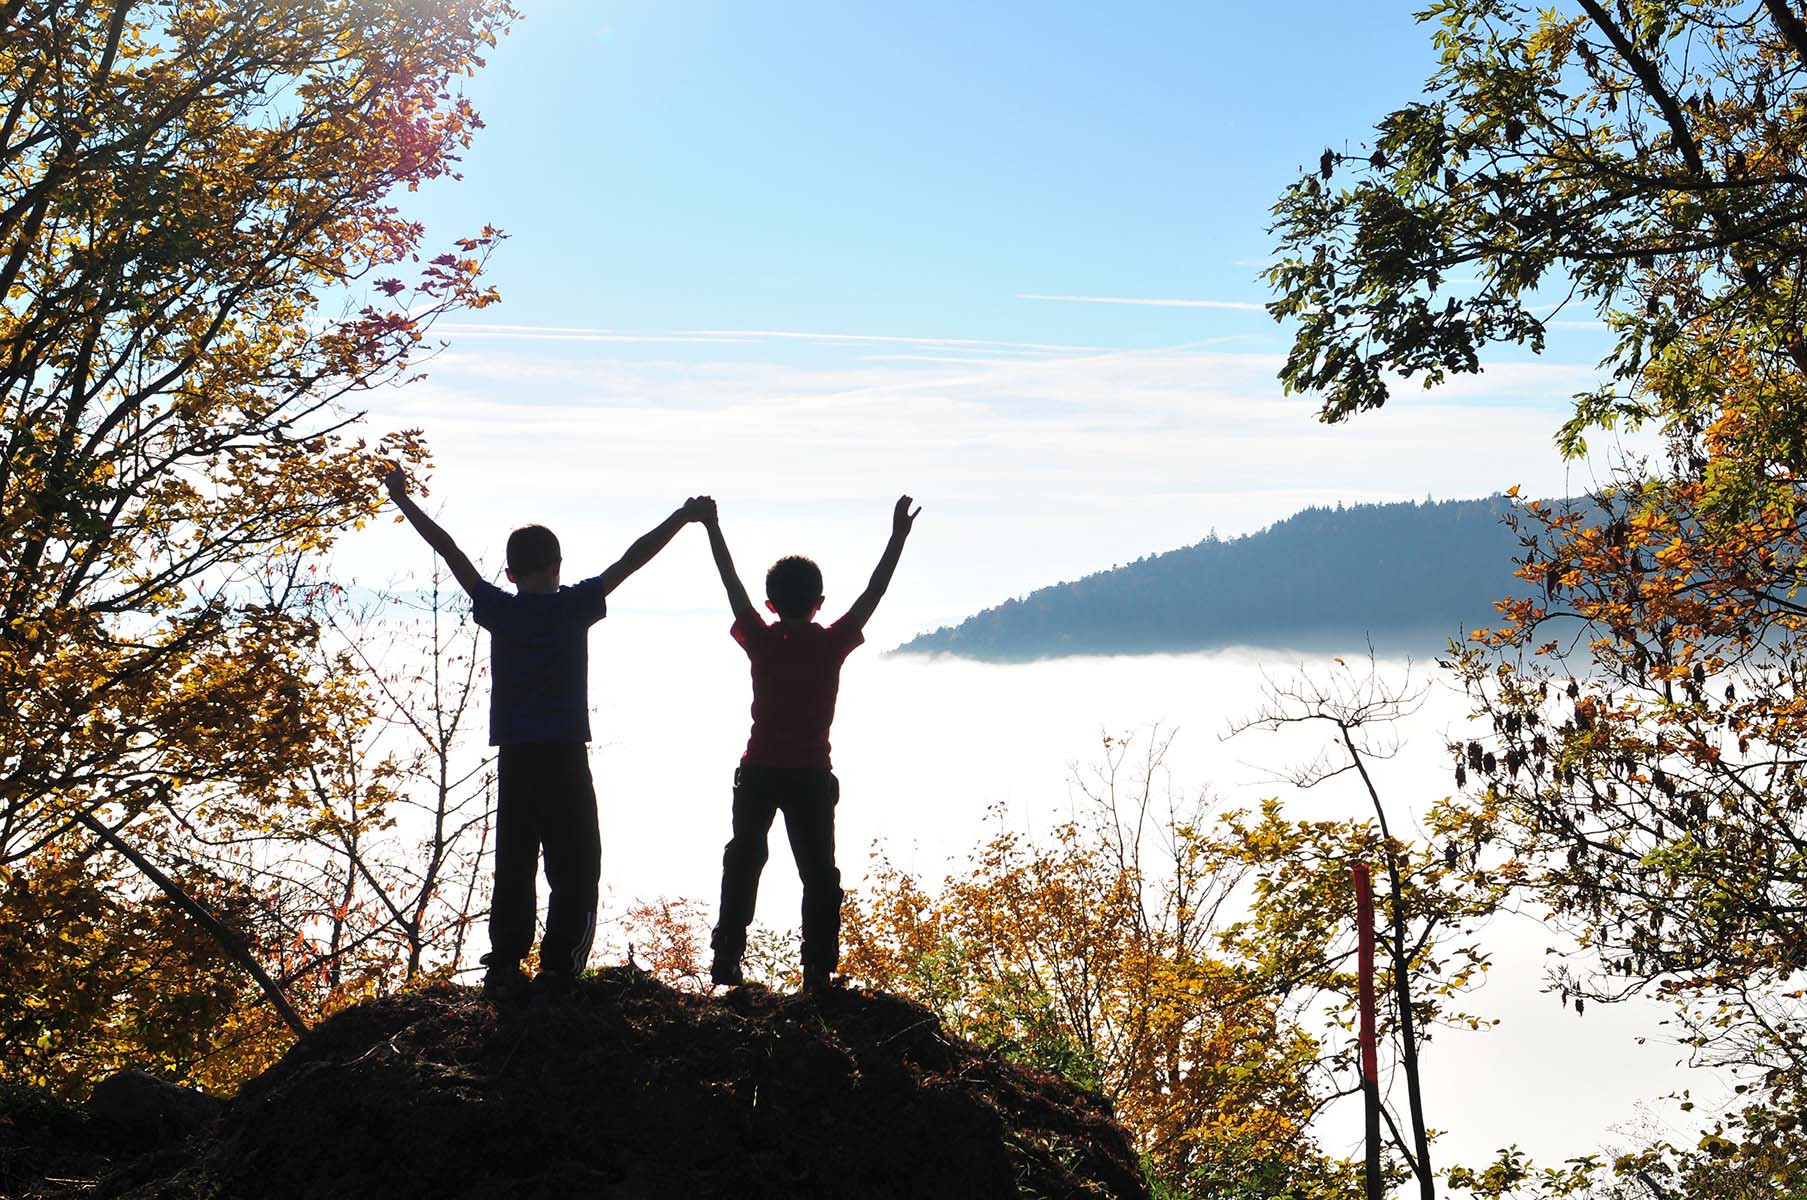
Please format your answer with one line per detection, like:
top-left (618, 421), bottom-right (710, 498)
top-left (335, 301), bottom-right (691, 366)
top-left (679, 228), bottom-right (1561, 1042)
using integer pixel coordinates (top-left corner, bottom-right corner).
top-left (5, 967), bottom-right (1148, 1200)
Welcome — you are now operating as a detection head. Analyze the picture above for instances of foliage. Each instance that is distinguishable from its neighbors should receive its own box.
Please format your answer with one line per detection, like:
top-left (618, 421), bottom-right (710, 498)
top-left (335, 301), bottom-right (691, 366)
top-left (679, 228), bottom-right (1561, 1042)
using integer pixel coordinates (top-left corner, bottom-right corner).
top-left (1446, 1091), bottom-right (1807, 1200)
top-left (0, 842), bottom-right (273, 1097)
top-left (1224, 661), bottom-right (1518, 1199)
top-left (1436, 479), bottom-right (1807, 1193)
top-left (621, 897), bottom-right (712, 989)
top-left (1268, 0), bottom-right (1807, 448)
top-left (1449, 480), bottom-right (1807, 1058)
top-left (839, 732), bottom-right (1360, 1199)
top-left (0, 570), bottom-right (498, 1096)
top-left (1, 0), bottom-right (514, 1090)
top-left (1271, 0), bottom-right (1807, 1192)
top-left (281, 572), bottom-right (496, 990)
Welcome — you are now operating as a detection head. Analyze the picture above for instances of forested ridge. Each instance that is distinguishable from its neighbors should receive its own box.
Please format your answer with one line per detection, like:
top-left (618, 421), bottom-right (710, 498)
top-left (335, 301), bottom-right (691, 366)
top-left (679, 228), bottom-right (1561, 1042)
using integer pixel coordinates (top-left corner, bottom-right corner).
top-left (897, 495), bottom-right (1525, 660)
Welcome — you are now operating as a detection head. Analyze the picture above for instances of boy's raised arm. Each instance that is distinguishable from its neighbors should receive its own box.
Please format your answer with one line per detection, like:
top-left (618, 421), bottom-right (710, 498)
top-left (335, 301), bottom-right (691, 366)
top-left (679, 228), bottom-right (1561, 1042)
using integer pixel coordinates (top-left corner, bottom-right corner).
top-left (596, 496), bottom-right (711, 596)
top-left (385, 466), bottom-right (486, 596)
top-left (702, 506), bottom-right (761, 629)
top-left (840, 494), bottom-right (920, 631)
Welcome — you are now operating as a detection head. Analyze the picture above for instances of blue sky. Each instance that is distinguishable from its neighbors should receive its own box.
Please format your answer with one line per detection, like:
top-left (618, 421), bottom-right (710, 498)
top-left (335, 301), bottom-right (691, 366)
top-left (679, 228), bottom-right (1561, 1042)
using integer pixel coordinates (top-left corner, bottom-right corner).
top-left (346, 1), bottom-right (1642, 631)
top-left (403, 1), bottom-right (1442, 347)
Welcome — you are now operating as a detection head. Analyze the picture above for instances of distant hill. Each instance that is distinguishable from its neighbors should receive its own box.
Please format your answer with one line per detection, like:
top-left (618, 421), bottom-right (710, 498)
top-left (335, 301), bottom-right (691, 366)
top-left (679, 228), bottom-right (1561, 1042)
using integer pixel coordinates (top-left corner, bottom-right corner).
top-left (896, 496), bottom-right (1530, 661)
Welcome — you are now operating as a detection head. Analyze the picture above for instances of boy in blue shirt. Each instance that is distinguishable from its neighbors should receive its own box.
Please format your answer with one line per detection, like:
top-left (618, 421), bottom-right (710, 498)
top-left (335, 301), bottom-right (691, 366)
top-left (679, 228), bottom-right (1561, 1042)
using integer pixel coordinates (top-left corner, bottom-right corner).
top-left (385, 466), bottom-right (710, 1005)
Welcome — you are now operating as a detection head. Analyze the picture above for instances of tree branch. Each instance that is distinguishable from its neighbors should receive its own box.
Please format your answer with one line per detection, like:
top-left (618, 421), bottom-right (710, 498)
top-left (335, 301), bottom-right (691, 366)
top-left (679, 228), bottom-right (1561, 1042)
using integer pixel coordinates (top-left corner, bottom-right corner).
top-left (75, 810), bottom-right (308, 1037)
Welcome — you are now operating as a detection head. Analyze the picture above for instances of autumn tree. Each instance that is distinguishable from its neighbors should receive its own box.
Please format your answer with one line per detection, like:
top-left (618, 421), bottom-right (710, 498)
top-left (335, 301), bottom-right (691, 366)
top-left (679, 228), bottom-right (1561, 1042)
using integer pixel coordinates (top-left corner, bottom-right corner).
top-left (183, 569), bottom-right (497, 1003)
top-left (293, 569), bottom-right (495, 989)
top-left (0, 839), bottom-right (267, 1095)
top-left (1269, 0), bottom-right (1807, 1192)
top-left (0, 0), bottom-right (514, 1068)
top-left (1, 567), bottom-right (504, 1095)
top-left (1225, 661), bottom-right (1517, 1200)
top-left (839, 731), bottom-right (1362, 1199)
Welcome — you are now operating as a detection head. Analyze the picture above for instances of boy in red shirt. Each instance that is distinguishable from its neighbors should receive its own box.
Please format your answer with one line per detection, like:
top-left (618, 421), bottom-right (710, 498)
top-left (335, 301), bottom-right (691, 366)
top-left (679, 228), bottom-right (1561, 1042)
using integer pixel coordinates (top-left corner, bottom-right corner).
top-left (701, 495), bottom-right (920, 991)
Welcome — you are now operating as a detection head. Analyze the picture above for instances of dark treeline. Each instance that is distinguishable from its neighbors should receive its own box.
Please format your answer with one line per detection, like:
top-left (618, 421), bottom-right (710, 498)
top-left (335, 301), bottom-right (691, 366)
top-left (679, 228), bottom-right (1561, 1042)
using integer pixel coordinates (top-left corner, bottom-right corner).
top-left (895, 496), bottom-right (1528, 661)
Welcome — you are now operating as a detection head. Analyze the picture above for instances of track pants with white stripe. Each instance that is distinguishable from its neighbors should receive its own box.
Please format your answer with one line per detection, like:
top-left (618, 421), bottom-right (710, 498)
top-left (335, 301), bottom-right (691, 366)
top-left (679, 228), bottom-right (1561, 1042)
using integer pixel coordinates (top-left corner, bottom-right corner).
top-left (491, 740), bottom-right (599, 976)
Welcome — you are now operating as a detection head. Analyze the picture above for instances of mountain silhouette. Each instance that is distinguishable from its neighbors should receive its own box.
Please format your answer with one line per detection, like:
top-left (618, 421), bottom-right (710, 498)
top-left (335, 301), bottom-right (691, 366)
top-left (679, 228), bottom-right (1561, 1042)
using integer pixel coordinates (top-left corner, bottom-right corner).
top-left (896, 496), bottom-right (1529, 660)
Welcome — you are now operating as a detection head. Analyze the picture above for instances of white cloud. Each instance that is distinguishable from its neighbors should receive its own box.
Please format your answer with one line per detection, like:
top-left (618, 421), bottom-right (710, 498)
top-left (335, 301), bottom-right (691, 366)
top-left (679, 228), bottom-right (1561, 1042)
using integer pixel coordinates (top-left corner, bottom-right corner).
top-left (344, 332), bottom-right (1651, 631)
top-left (429, 322), bottom-right (757, 345)
top-left (424, 322), bottom-right (1106, 361)
top-left (679, 328), bottom-right (1104, 355)
top-left (1017, 292), bottom-right (1267, 311)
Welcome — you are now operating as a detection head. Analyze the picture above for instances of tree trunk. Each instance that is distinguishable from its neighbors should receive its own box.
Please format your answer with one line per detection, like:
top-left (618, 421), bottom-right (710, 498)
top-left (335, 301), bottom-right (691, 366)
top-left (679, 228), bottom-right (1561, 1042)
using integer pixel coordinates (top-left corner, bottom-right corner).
top-left (77, 812), bottom-right (308, 1036)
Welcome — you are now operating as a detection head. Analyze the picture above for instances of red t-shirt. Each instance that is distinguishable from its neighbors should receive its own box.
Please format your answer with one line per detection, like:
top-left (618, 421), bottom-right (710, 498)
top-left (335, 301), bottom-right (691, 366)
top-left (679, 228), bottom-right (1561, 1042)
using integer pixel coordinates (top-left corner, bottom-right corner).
top-left (732, 616), bottom-right (865, 769)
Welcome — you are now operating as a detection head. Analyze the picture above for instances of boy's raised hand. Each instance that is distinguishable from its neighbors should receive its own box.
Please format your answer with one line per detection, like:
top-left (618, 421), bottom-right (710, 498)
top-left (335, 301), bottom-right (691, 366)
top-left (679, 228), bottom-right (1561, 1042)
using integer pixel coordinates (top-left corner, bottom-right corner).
top-left (843, 493), bottom-right (921, 630)
top-left (380, 462), bottom-right (484, 595)
top-left (893, 494), bottom-right (922, 538)
top-left (684, 495), bottom-right (718, 525)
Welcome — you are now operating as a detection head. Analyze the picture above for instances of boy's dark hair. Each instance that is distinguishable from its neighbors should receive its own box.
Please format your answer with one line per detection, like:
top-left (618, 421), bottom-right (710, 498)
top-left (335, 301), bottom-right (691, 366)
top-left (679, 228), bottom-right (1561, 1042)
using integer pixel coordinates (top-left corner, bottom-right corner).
top-left (506, 524), bottom-right (561, 576)
top-left (765, 555), bottom-right (824, 619)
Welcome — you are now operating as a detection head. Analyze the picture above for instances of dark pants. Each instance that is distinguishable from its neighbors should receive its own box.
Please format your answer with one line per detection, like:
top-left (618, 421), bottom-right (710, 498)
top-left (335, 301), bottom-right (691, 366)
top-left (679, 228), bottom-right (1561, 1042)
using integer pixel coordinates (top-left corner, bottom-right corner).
top-left (712, 764), bottom-right (842, 974)
top-left (490, 741), bottom-right (600, 976)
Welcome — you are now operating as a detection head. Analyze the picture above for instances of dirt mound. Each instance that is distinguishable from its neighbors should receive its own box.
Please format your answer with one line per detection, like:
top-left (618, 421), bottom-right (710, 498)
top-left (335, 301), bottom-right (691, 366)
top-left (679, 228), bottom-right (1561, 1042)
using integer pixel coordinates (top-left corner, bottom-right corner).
top-left (0, 1082), bottom-right (113, 1199)
top-left (86, 968), bottom-right (1148, 1199)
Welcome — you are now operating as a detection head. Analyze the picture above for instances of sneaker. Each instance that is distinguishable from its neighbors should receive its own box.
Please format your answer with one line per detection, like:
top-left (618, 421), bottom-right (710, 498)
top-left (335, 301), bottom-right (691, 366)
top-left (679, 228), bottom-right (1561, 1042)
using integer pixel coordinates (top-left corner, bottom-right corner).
top-left (481, 959), bottom-right (531, 1008)
top-left (710, 956), bottom-right (744, 988)
top-left (531, 969), bottom-right (577, 1009)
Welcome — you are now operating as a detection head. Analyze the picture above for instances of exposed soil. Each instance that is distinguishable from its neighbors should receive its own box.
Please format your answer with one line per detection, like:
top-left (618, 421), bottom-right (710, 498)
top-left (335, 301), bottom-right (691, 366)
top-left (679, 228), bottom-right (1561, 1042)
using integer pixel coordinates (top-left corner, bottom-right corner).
top-left (6, 969), bottom-right (1150, 1200)
top-left (0, 1082), bottom-right (113, 1199)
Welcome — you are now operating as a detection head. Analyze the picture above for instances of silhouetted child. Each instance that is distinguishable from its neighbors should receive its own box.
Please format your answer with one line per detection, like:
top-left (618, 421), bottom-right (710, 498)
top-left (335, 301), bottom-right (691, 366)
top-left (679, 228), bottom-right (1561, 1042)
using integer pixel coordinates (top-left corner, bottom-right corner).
top-left (701, 495), bottom-right (921, 991)
top-left (385, 466), bottom-right (710, 1006)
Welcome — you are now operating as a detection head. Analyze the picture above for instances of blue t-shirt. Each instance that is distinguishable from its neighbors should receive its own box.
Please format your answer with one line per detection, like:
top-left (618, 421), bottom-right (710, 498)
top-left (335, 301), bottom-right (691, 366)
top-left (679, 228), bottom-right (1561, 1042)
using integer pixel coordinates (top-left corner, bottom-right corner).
top-left (469, 576), bottom-right (609, 745)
